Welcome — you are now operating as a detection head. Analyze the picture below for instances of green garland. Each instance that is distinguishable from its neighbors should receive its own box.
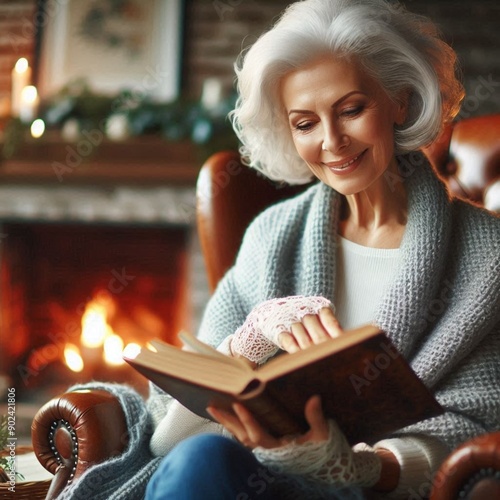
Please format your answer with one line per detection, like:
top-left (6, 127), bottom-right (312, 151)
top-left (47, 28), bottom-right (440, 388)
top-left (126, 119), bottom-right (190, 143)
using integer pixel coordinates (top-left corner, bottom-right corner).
top-left (2, 79), bottom-right (240, 159)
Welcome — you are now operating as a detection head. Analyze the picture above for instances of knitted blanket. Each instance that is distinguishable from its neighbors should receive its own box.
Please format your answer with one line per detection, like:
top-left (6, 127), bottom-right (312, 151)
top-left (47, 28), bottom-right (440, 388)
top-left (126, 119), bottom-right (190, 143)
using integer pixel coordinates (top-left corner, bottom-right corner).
top-left (57, 383), bottom-right (162, 500)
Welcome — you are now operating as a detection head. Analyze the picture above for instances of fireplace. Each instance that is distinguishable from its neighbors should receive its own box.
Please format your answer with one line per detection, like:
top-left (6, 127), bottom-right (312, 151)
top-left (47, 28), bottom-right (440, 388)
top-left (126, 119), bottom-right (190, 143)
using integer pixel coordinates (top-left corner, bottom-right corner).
top-left (0, 183), bottom-right (209, 404)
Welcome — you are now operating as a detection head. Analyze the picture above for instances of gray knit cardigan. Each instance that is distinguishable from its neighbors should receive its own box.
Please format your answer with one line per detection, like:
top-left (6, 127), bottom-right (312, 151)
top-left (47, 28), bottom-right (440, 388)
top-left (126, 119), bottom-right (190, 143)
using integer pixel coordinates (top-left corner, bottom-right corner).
top-left (58, 156), bottom-right (500, 499)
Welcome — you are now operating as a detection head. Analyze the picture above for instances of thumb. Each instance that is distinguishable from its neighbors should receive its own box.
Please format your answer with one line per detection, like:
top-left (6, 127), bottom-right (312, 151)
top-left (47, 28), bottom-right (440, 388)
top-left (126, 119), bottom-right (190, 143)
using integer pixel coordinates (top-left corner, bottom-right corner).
top-left (302, 395), bottom-right (329, 442)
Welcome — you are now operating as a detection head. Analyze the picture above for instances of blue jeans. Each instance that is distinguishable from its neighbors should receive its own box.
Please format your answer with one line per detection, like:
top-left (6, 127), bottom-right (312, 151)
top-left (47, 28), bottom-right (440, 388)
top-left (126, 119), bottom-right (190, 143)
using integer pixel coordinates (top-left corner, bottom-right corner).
top-left (145, 434), bottom-right (277, 500)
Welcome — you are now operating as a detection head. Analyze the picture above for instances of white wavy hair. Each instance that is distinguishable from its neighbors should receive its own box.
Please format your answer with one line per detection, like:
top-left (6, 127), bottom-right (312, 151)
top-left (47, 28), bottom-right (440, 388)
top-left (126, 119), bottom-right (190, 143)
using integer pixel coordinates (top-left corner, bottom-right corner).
top-left (229, 0), bottom-right (464, 184)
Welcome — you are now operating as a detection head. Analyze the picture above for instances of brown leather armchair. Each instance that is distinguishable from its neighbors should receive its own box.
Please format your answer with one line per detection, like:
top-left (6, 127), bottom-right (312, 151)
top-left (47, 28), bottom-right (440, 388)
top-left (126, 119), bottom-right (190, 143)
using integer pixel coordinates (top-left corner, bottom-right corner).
top-left (423, 113), bottom-right (500, 212)
top-left (31, 115), bottom-right (500, 499)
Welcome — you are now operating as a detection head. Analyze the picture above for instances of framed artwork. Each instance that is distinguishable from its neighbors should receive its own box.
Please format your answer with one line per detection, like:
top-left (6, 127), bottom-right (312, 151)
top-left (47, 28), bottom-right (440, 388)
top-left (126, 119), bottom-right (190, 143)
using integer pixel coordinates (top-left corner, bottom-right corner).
top-left (37, 0), bottom-right (183, 102)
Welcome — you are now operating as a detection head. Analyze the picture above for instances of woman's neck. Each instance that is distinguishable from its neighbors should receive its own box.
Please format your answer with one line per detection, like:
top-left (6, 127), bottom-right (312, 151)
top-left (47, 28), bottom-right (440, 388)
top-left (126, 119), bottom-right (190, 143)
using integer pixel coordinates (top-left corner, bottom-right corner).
top-left (338, 163), bottom-right (408, 249)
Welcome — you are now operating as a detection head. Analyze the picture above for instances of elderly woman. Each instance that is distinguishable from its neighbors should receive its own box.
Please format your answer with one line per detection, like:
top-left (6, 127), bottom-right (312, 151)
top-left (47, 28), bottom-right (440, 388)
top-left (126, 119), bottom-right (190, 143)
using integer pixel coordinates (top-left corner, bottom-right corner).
top-left (144, 0), bottom-right (500, 498)
top-left (59, 0), bottom-right (499, 499)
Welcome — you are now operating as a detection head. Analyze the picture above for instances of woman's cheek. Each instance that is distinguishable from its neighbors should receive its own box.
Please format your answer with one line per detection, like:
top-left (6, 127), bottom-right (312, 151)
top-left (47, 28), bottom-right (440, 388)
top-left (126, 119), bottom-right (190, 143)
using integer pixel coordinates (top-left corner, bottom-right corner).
top-left (293, 135), bottom-right (319, 163)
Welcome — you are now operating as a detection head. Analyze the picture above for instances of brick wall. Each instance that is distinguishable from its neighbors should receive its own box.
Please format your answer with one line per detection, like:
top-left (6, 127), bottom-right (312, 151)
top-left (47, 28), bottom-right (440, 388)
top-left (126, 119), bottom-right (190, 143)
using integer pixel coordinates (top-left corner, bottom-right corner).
top-left (184, 0), bottom-right (500, 116)
top-left (182, 0), bottom-right (290, 98)
top-left (0, 0), bottom-right (35, 116)
top-left (409, 0), bottom-right (500, 117)
top-left (0, 0), bottom-right (498, 117)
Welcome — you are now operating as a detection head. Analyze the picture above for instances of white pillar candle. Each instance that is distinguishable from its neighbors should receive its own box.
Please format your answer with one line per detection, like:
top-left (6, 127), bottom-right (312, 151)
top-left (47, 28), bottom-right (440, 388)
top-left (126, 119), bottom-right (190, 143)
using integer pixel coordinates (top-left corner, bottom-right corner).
top-left (11, 58), bottom-right (32, 117)
top-left (200, 78), bottom-right (223, 111)
top-left (19, 85), bottom-right (39, 124)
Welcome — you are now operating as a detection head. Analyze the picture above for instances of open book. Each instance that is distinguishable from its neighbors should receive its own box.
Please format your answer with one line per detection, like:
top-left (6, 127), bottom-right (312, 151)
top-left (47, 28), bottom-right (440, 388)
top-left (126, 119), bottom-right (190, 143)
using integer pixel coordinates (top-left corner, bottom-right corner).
top-left (124, 325), bottom-right (443, 444)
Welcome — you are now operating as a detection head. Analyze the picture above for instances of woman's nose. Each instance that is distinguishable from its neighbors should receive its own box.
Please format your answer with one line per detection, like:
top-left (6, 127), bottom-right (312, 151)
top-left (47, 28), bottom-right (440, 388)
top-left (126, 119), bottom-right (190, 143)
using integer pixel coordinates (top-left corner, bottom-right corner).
top-left (322, 124), bottom-right (350, 153)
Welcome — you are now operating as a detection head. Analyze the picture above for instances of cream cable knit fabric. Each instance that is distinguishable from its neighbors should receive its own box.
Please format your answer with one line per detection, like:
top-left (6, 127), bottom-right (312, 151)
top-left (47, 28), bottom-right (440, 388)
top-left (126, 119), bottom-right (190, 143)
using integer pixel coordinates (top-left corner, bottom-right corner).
top-left (373, 435), bottom-right (450, 498)
top-left (254, 420), bottom-right (382, 488)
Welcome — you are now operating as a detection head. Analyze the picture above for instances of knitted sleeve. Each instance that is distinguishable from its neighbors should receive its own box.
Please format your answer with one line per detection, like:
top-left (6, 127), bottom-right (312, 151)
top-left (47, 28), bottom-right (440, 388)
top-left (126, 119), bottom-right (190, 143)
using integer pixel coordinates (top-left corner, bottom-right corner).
top-left (197, 185), bottom-right (315, 348)
top-left (196, 206), bottom-right (281, 348)
top-left (373, 435), bottom-right (450, 498)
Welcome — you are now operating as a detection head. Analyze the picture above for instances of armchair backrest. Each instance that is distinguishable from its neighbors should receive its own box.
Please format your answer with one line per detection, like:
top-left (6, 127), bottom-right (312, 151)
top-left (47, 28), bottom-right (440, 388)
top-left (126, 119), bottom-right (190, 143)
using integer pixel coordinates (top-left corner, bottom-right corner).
top-left (196, 151), bottom-right (309, 292)
top-left (424, 113), bottom-right (500, 211)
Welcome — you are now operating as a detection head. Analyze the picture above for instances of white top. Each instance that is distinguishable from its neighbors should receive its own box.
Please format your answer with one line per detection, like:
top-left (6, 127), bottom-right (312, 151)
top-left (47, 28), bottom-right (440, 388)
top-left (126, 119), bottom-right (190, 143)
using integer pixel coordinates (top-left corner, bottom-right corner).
top-left (335, 236), bottom-right (401, 330)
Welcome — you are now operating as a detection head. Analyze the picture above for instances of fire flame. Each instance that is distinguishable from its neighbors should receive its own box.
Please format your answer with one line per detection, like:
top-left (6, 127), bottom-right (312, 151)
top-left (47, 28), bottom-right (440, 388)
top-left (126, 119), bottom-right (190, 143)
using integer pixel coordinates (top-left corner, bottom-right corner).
top-left (63, 293), bottom-right (142, 372)
top-left (64, 344), bottom-right (84, 372)
top-left (81, 298), bottom-right (114, 348)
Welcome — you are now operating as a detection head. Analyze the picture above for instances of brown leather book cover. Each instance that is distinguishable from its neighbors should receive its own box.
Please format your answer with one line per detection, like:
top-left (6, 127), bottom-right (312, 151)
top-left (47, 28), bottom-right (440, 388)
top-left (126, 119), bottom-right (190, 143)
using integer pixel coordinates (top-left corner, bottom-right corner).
top-left (125, 325), bottom-right (443, 444)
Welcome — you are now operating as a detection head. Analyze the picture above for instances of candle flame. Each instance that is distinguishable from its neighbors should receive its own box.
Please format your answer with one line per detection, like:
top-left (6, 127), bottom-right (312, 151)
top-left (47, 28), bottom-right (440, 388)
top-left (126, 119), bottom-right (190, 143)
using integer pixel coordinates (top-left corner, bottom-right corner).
top-left (15, 58), bottom-right (28, 73)
top-left (123, 343), bottom-right (141, 359)
top-left (31, 119), bottom-right (45, 138)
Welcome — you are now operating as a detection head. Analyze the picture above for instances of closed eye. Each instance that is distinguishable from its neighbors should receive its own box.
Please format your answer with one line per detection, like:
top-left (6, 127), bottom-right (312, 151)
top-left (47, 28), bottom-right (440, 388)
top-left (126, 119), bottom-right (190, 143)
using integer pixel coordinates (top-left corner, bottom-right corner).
top-left (341, 106), bottom-right (363, 117)
top-left (295, 121), bottom-right (314, 131)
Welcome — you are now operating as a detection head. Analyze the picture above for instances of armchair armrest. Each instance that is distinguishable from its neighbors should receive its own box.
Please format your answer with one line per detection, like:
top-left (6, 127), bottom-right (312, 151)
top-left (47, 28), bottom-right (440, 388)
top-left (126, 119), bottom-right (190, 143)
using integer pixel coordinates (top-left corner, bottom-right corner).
top-left (430, 432), bottom-right (500, 500)
top-left (31, 389), bottom-right (128, 499)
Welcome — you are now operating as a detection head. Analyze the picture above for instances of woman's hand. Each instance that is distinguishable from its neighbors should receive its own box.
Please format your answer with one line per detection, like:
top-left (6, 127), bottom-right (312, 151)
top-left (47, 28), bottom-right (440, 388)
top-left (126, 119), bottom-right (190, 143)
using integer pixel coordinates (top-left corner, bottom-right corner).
top-left (208, 395), bottom-right (383, 488)
top-left (229, 295), bottom-right (343, 364)
top-left (206, 395), bottom-right (329, 450)
top-left (278, 307), bottom-right (342, 353)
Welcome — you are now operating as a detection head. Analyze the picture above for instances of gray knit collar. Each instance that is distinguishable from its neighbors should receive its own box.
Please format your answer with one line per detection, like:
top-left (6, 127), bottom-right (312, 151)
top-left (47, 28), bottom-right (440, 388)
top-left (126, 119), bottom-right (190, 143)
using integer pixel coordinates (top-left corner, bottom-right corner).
top-left (299, 153), bottom-right (452, 356)
top-left (374, 154), bottom-right (453, 356)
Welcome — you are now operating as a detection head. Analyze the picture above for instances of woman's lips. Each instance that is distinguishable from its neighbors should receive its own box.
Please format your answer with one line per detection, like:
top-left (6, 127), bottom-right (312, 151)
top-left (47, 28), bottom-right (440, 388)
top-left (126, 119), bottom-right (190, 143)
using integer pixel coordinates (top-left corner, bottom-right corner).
top-left (323, 149), bottom-right (367, 174)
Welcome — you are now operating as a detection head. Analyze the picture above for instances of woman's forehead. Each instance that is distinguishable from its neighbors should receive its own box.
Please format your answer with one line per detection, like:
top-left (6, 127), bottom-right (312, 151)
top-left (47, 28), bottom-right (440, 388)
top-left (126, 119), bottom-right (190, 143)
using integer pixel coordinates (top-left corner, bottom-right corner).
top-left (280, 56), bottom-right (378, 106)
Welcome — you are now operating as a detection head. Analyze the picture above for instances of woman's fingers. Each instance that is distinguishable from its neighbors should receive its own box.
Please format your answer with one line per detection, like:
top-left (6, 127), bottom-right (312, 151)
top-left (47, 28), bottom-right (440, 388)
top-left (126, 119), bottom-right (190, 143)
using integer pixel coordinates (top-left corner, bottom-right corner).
top-left (318, 307), bottom-right (343, 338)
top-left (209, 398), bottom-right (330, 450)
top-left (232, 403), bottom-right (281, 448)
top-left (278, 331), bottom-right (300, 353)
top-left (207, 404), bottom-right (281, 449)
top-left (206, 406), bottom-right (248, 443)
top-left (291, 322), bottom-right (313, 349)
top-left (278, 309), bottom-right (343, 352)
top-left (302, 313), bottom-right (331, 343)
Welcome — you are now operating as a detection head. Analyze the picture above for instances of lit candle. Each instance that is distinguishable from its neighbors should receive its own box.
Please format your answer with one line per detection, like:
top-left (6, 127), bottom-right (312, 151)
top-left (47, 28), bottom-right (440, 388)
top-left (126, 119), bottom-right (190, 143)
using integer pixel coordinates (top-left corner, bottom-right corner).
top-left (19, 85), bottom-right (39, 123)
top-left (11, 58), bottom-right (32, 117)
top-left (31, 118), bottom-right (45, 138)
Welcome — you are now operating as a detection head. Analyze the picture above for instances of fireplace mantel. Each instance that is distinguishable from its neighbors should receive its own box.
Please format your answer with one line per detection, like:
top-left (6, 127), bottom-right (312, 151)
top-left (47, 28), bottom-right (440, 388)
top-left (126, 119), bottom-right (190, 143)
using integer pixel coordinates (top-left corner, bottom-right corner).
top-left (0, 183), bottom-right (196, 225)
top-left (0, 134), bottom-right (203, 185)
top-left (0, 134), bottom-right (206, 224)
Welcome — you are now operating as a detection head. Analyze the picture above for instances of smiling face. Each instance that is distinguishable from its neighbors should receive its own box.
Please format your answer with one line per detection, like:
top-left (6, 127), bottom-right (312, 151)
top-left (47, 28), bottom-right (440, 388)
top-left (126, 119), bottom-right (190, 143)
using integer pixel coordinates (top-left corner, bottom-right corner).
top-left (281, 55), bottom-right (406, 195)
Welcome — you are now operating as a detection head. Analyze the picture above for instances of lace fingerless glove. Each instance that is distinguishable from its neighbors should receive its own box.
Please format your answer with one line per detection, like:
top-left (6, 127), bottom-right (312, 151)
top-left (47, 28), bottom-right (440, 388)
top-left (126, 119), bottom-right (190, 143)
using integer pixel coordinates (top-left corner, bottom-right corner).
top-left (229, 295), bottom-right (333, 364)
top-left (253, 420), bottom-right (382, 488)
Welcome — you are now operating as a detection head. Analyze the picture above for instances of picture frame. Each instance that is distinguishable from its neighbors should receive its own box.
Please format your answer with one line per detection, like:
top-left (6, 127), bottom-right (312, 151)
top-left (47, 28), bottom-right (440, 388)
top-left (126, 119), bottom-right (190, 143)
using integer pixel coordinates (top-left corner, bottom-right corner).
top-left (37, 0), bottom-right (183, 102)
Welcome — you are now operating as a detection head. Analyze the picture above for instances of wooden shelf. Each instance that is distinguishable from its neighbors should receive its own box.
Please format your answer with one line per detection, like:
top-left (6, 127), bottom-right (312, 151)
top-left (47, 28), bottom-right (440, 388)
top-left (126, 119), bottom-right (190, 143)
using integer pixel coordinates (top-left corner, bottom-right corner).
top-left (0, 135), bottom-right (205, 185)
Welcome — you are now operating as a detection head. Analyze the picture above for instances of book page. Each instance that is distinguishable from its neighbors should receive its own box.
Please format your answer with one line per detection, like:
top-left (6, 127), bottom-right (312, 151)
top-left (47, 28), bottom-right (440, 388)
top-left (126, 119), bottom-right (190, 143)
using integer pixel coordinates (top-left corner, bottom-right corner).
top-left (125, 343), bottom-right (255, 395)
top-left (148, 336), bottom-right (249, 370)
top-left (178, 331), bottom-right (236, 362)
